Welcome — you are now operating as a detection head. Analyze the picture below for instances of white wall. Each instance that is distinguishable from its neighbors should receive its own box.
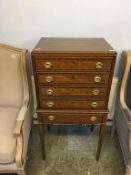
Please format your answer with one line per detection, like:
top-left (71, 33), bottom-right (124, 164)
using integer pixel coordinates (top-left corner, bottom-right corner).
top-left (0, 0), bottom-right (131, 73)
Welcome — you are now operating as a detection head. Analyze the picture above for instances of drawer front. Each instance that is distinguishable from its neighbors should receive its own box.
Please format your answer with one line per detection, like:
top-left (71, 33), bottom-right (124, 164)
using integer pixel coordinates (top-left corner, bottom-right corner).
top-left (38, 113), bottom-right (106, 124)
top-left (34, 59), bottom-right (112, 71)
top-left (39, 99), bottom-right (106, 109)
top-left (39, 87), bottom-right (107, 97)
top-left (37, 73), bottom-right (109, 85)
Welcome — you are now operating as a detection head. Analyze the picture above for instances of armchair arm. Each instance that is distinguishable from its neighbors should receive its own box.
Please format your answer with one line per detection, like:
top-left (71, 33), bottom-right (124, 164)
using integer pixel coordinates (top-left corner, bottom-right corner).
top-left (120, 51), bottom-right (131, 110)
top-left (13, 106), bottom-right (28, 135)
top-left (13, 50), bottom-right (31, 136)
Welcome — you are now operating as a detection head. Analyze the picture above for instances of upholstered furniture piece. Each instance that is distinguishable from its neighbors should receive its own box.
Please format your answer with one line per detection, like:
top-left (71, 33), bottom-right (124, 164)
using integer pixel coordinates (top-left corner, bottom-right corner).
top-left (0, 44), bottom-right (32, 175)
top-left (114, 50), bottom-right (131, 175)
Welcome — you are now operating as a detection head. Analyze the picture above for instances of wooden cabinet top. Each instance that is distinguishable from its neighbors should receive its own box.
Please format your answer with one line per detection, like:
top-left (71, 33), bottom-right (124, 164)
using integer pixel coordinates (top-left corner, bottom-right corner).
top-left (32, 37), bottom-right (116, 56)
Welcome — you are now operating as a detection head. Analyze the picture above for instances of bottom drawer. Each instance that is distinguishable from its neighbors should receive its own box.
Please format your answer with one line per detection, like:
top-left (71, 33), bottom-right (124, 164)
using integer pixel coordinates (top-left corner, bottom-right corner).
top-left (38, 113), bottom-right (107, 124)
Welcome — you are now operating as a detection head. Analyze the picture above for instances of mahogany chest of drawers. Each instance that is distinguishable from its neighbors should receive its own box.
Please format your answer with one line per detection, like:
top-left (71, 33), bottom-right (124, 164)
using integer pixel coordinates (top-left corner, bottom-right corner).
top-left (31, 38), bottom-right (116, 160)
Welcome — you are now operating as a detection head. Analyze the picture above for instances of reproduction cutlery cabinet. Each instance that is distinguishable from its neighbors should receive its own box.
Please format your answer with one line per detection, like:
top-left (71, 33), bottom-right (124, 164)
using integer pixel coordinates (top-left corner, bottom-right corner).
top-left (31, 38), bottom-right (116, 160)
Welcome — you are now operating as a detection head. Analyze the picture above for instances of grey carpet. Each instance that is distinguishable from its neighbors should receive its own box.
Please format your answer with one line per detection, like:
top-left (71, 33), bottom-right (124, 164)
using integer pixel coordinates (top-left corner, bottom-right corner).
top-left (26, 124), bottom-right (125, 175)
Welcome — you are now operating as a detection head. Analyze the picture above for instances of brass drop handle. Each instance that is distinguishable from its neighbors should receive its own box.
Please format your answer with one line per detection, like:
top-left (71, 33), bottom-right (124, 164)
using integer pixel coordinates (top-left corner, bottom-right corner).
top-left (46, 89), bottom-right (54, 95)
top-left (48, 115), bottom-right (55, 121)
top-left (90, 116), bottom-right (97, 122)
top-left (91, 102), bottom-right (98, 108)
top-left (94, 76), bottom-right (101, 83)
top-left (45, 76), bottom-right (53, 83)
top-left (44, 61), bottom-right (52, 69)
top-left (47, 101), bottom-right (54, 108)
top-left (96, 62), bottom-right (103, 69)
top-left (92, 89), bottom-right (100, 96)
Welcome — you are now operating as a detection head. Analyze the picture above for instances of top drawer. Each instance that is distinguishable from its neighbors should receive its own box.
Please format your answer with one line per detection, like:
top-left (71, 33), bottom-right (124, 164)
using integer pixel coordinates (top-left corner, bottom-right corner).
top-left (34, 59), bottom-right (112, 72)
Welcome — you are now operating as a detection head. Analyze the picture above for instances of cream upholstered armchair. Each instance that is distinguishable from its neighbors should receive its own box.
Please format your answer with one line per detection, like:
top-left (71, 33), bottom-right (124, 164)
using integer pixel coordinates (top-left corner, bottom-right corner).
top-left (114, 50), bottom-right (131, 175)
top-left (0, 44), bottom-right (32, 175)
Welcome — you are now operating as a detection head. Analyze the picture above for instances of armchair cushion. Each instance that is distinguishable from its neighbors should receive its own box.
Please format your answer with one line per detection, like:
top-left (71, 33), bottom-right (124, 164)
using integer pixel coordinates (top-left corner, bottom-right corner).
top-left (0, 107), bottom-right (19, 163)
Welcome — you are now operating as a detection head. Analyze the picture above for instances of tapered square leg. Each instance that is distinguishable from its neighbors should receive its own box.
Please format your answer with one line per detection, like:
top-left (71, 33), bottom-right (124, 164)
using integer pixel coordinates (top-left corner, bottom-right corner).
top-left (96, 123), bottom-right (106, 161)
top-left (37, 124), bottom-right (46, 160)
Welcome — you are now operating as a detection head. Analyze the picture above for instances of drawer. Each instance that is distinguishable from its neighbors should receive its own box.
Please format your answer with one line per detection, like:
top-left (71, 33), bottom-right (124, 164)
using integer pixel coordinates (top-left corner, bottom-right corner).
top-left (38, 113), bottom-right (106, 124)
top-left (34, 59), bottom-right (112, 72)
top-left (37, 73), bottom-right (110, 85)
top-left (39, 87), bottom-right (107, 97)
top-left (39, 99), bottom-right (106, 109)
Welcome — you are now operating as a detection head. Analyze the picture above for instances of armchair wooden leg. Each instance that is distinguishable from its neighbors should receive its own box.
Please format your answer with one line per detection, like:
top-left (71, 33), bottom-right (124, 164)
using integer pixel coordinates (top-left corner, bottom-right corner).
top-left (17, 169), bottom-right (26, 175)
top-left (125, 165), bottom-right (131, 175)
top-left (37, 124), bottom-right (46, 160)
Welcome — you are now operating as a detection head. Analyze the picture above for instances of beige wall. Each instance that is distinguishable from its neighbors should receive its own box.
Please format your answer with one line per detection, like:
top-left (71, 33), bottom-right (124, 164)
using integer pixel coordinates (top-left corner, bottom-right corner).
top-left (0, 0), bottom-right (131, 74)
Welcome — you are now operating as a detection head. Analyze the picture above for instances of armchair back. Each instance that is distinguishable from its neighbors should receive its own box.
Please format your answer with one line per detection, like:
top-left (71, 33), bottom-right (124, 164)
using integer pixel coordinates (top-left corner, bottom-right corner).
top-left (0, 45), bottom-right (28, 108)
top-left (120, 51), bottom-right (131, 111)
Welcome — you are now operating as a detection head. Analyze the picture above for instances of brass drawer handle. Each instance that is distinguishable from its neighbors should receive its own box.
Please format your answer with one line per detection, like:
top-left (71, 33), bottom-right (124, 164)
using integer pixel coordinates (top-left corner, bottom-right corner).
top-left (92, 89), bottom-right (100, 96)
top-left (91, 102), bottom-right (98, 108)
top-left (47, 101), bottom-right (54, 108)
top-left (48, 115), bottom-right (55, 121)
top-left (96, 62), bottom-right (103, 69)
top-left (90, 116), bottom-right (97, 122)
top-left (46, 89), bottom-right (54, 95)
top-left (94, 76), bottom-right (101, 83)
top-left (45, 76), bottom-right (53, 83)
top-left (44, 61), bottom-right (52, 69)
top-left (34, 47), bottom-right (40, 51)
